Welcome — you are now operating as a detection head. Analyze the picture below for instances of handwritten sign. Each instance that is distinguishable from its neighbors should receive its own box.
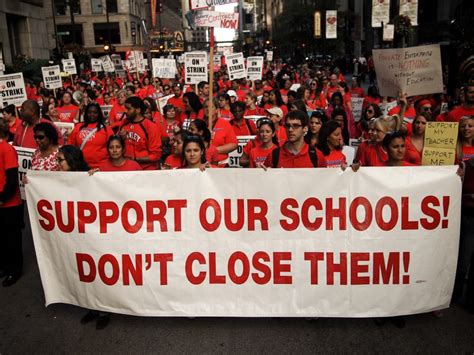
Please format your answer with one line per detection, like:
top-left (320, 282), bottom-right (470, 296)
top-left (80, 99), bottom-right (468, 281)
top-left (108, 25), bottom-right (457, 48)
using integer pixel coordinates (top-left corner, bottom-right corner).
top-left (184, 52), bottom-right (208, 84)
top-left (246, 56), bottom-right (264, 81)
top-left (373, 44), bottom-right (443, 98)
top-left (0, 72), bottom-right (27, 107)
top-left (194, 11), bottom-right (239, 30)
top-left (42, 65), bottom-right (62, 89)
top-left (351, 97), bottom-right (365, 122)
top-left (422, 122), bottom-right (458, 166)
top-left (225, 53), bottom-right (246, 81)
top-left (152, 58), bottom-right (177, 79)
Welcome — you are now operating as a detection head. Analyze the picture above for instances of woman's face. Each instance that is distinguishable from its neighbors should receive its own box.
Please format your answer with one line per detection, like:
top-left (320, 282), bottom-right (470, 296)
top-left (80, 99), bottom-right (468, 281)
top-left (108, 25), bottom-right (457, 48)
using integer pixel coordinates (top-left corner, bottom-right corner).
top-left (333, 115), bottom-right (345, 129)
top-left (245, 95), bottom-right (254, 107)
top-left (309, 116), bottom-right (322, 134)
top-left (62, 93), bottom-right (72, 105)
top-left (172, 136), bottom-right (184, 155)
top-left (86, 106), bottom-right (99, 123)
top-left (258, 123), bottom-right (275, 144)
top-left (165, 107), bottom-right (176, 119)
top-left (365, 106), bottom-right (376, 120)
top-left (304, 89), bottom-right (311, 101)
top-left (262, 93), bottom-right (270, 102)
top-left (57, 152), bottom-right (71, 171)
top-left (118, 93), bottom-right (127, 105)
top-left (48, 103), bottom-right (58, 118)
top-left (144, 78), bottom-right (150, 85)
top-left (374, 123), bottom-right (387, 143)
top-left (218, 97), bottom-right (228, 108)
top-left (184, 142), bottom-right (203, 167)
top-left (183, 97), bottom-right (191, 112)
top-left (2, 111), bottom-right (13, 123)
top-left (387, 137), bottom-right (406, 161)
top-left (460, 118), bottom-right (474, 140)
top-left (328, 127), bottom-right (343, 150)
top-left (34, 130), bottom-right (51, 151)
top-left (332, 96), bottom-right (342, 106)
top-left (108, 139), bottom-right (124, 160)
top-left (269, 92), bottom-right (276, 103)
top-left (413, 115), bottom-right (427, 135)
top-left (189, 122), bottom-right (202, 136)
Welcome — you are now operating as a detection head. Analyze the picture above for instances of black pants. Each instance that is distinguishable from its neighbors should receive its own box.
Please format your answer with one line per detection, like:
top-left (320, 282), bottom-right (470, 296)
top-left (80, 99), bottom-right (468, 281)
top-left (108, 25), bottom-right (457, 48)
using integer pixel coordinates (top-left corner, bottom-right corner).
top-left (0, 203), bottom-right (24, 277)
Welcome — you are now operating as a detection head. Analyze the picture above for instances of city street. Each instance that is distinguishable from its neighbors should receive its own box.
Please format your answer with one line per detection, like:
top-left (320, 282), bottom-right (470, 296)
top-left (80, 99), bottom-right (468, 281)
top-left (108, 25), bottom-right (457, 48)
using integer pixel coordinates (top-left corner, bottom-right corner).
top-left (1, 215), bottom-right (473, 354)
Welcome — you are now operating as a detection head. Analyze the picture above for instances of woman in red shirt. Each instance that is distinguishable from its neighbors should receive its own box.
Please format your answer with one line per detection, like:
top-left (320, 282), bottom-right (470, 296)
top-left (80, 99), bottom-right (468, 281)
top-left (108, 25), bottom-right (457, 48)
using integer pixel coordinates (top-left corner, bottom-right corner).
top-left (57, 91), bottom-right (80, 123)
top-left (91, 135), bottom-right (142, 172)
top-left (217, 93), bottom-right (234, 121)
top-left (68, 103), bottom-right (114, 168)
top-left (405, 113), bottom-right (428, 165)
top-left (457, 116), bottom-right (474, 162)
top-left (317, 120), bottom-right (347, 168)
top-left (383, 131), bottom-right (415, 167)
top-left (181, 135), bottom-right (209, 169)
top-left (1, 104), bottom-right (22, 141)
top-left (108, 90), bottom-right (128, 130)
top-left (359, 116), bottom-right (399, 166)
top-left (248, 118), bottom-right (278, 168)
top-left (305, 110), bottom-right (326, 147)
top-left (244, 92), bottom-right (265, 117)
top-left (163, 129), bottom-right (189, 169)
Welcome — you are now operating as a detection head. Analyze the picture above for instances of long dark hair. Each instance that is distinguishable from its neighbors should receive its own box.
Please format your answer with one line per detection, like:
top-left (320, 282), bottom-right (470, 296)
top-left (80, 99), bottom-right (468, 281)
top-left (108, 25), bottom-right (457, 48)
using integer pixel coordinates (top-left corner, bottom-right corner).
top-left (183, 92), bottom-right (203, 114)
top-left (317, 120), bottom-right (342, 156)
top-left (331, 108), bottom-right (349, 145)
top-left (80, 102), bottom-right (106, 131)
top-left (182, 135), bottom-right (206, 165)
top-left (270, 88), bottom-right (285, 107)
top-left (58, 145), bottom-right (90, 171)
top-left (257, 118), bottom-right (279, 146)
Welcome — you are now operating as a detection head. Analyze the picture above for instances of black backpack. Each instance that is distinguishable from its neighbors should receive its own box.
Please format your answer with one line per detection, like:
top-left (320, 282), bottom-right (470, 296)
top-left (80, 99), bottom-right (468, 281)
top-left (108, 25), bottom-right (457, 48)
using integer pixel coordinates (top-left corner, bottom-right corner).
top-left (271, 145), bottom-right (319, 168)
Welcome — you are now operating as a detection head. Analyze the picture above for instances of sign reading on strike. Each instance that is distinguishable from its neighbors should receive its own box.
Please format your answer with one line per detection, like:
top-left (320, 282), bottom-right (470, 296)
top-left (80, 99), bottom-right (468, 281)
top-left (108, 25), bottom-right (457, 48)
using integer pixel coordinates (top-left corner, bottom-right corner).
top-left (422, 122), bottom-right (459, 166)
top-left (61, 59), bottom-right (77, 75)
top-left (14, 146), bottom-right (34, 200)
top-left (26, 167), bottom-right (461, 317)
top-left (194, 11), bottom-right (239, 30)
top-left (373, 44), bottom-right (443, 98)
top-left (0, 72), bottom-right (27, 107)
top-left (41, 65), bottom-right (62, 89)
top-left (225, 53), bottom-right (246, 80)
top-left (100, 56), bottom-right (115, 73)
top-left (228, 135), bottom-right (254, 167)
top-left (184, 52), bottom-right (208, 84)
top-left (91, 58), bottom-right (103, 72)
top-left (246, 56), bottom-right (264, 81)
top-left (152, 58), bottom-right (177, 79)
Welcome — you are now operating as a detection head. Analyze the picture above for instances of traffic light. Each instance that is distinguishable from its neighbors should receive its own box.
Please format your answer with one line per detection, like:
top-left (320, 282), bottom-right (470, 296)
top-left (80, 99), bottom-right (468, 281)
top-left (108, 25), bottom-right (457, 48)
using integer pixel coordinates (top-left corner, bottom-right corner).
top-left (103, 43), bottom-right (111, 53)
top-left (157, 0), bottom-right (163, 13)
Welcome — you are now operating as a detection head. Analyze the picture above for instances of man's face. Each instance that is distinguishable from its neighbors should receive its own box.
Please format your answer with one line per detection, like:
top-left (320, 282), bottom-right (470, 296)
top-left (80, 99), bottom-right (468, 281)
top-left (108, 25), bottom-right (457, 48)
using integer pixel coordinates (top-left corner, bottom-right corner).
top-left (125, 103), bottom-right (138, 121)
top-left (330, 75), bottom-right (338, 87)
top-left (20, 104), bottom-right (34, 124)
top-left (173, 86), bottom-right (182, 97)
top-left (285, 118), bottom-right (306, 143)
top-left (200, 84), bottom-right (209, 96)
top-left (465, 86), bottom-right (474, 104)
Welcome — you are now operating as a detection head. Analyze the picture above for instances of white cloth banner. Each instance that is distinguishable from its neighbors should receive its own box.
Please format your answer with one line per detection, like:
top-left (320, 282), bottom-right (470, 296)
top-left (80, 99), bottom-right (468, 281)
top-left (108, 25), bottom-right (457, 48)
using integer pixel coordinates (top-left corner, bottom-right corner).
top-left (0, 72), bottom-right (27, 107)
top-left (225, 53), bottom-right (246, 81)
top-left (26, 167), bottom-right (461, 317)
top-left (247, 56), bottom-right (264, 81)
top-left (42, 65), bottom-right (62, 89)
top-left (184, 52), bottom-right (208, 84)
top-left (152, 58), bottom-right (177, 79)
top-left (326, 11), bottom-right (337, 39)
top-left (372, 0), bottom-right (390, 28)
top-left (373, 44), bottom-right (443, 98)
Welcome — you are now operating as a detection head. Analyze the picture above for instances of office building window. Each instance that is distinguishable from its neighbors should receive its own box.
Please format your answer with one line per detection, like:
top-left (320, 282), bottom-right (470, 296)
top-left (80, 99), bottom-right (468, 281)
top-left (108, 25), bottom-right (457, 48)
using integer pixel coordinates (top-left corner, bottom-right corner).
top-left (107, 0), bottom-right (118, 13)
top-left (94, 23), bottom-right (121, 44)
top-left (91, 0), bottom-right (102, 14)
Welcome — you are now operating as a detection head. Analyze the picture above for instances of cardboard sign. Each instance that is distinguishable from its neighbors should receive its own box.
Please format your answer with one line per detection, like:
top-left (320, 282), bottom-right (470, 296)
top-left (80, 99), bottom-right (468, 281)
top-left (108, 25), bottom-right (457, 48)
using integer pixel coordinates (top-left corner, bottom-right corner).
top-left (184, 52), bottom-right (208, 84)
top-left (422, 122), bottom-right (459, 166)
top-left (351, 97), bottom-right (365, 122)
top-left (14, 146), bottom-right (34, 200)
top-left (61, 59), bottom-right (77, 75)
top-left (91, 58), bottom-right (103, 72)
top-left (194, 11), bottom-right (239, 30)
top-left (372, 0), bottom-right (390, 28)
top-left (0, 72), bottom-right (27, 107)
top-left (246, 56), bottom-right (264, 81)
top-left (225, 53), bottom-right (246, 81)
top-left (326, 10), bottom-right (337, 39)
top-left (373, 44), bottom-right (443, 98)
top-left (100, 56), bottom-right (115, 73)
top-left (228, 135), bottom-right (255, 167)
top-left (152, 58), bottom-right (177, 79)
top-left (399, 0), bottom-right (418, 26)
top-left (41, 65), bottom-right (62, 89)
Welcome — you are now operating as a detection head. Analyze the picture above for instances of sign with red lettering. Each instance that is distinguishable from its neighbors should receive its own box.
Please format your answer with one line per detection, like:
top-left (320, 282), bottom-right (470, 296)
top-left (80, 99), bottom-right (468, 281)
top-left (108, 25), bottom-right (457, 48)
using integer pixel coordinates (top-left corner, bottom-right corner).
top-left (194, 11), bottom-right (239, 30)
top-left (25, 167), bottom-right (461, 317)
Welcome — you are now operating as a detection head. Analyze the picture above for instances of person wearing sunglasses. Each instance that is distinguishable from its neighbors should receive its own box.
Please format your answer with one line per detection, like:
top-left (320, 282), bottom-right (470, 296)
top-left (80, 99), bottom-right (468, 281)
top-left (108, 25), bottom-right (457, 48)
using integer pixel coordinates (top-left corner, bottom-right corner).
top-left (30, 123), bottom-right (60, 171)
top-left (357, 104), bottom-right (382, 139)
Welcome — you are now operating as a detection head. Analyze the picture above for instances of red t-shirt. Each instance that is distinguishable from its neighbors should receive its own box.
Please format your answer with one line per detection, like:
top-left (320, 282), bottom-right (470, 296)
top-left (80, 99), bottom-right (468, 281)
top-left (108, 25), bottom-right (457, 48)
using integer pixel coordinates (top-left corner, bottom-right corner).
top-left (264, 143), bottom-right (327, 168)
top-left (325, 149), bottom-right (347, 168)
top-left (249, 144), bottom-right (277, 168)
top-left (0, 140), bottom-right (22, 208)
top-left (206, 144), bottom-right (220, 164)
top-left (108, 103), bottom-right (126, 128)
top-left (218, 108), bottom-right (234, 121)
top-left (211, 119), bottom-right (238, 162)
top-left (13, 119), bottom-right (64, 149)
top-left (350, 87), bottom-right (365, 98)
top-left (388, 105), bottom-right (417, 119)
top-left (360, 143), bottom-right (388, 167)
top-left (462, 145), bottom-right (474, 162)
top-left (230, 119), bottom-right (257, 136)
top-left (57, 105), bottom-right (79, 123)
top-left (8, 118), bottom-right (22, 136)
top-left (99, 159), bottom-right (142, 171)
top-left (244, 107), bottom-right (265, 117)
top-left (446, 106), bottom-right (474, 122)
top-left (68, 123), bottom-right (114, 169)
top-left (164, 153), bottom-right (182, 169)
top-left (404, 137), bottom-right (422, 165)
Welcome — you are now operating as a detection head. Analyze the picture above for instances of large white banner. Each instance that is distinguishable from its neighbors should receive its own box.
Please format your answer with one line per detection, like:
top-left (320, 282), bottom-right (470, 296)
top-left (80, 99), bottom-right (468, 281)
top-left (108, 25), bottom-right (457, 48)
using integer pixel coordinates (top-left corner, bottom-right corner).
top-left (373, 44), bottom-right (443, 98)
top-left (0, 72), bottom-right (27, 107)
top-left (194, 11), bottom-right (239, 30)
top-left (225, 53), bottom-right (246, 81)
top-left (26, 167), bottom-right (461, 317)
top-left (372, 0), bottom-right (390, 28)
top-left (41, 65), bottom-right (62, 89)
top-left (184, 52), bottom-right (208, 84)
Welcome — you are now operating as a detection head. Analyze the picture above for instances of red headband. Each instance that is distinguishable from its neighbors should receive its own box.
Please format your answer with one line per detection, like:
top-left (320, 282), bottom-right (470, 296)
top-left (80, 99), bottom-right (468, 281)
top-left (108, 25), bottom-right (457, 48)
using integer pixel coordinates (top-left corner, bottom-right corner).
top-left (417, 99), bottom-right (431, 108)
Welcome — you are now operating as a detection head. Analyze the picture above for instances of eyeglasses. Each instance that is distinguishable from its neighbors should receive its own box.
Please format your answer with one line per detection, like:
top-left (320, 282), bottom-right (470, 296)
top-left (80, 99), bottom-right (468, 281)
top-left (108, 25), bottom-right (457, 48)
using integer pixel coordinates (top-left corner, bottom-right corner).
top-left (34, 135), bottom-right (45, 140)
top-left (284, 123), bottom-right (303, 130)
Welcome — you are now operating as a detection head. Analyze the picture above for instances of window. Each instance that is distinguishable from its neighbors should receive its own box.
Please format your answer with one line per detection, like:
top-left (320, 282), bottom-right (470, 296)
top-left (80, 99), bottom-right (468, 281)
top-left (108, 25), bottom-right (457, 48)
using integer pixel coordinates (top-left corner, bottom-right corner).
top-left (91, 0), bottom-right (102, 14)
top-left (56, 24), bottom-right (84, 45)
top-left (55, 0), bottom-right (67, 15)
top-left (106, 0), bottom-right (118, 13)
top-left (94, 23), bottom-right (121, 45)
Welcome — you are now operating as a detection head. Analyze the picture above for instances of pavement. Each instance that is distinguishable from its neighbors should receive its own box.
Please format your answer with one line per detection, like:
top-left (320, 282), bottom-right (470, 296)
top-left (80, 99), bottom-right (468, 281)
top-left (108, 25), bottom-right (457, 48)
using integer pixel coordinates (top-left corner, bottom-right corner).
top-left (1, 210), bottom-right (474, 354)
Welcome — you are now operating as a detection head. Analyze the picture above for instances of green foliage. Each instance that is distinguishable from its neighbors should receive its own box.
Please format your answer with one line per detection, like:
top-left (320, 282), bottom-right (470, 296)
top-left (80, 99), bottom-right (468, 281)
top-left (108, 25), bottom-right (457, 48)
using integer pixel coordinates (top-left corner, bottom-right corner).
top-left (4, 55), bottom-right (50, 83)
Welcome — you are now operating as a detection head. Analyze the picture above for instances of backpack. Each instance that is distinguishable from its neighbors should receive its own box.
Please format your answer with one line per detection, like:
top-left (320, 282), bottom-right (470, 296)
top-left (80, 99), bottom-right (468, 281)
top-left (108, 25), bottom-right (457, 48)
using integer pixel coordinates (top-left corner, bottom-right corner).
top-left (272, 145), bottom-right (319, 168)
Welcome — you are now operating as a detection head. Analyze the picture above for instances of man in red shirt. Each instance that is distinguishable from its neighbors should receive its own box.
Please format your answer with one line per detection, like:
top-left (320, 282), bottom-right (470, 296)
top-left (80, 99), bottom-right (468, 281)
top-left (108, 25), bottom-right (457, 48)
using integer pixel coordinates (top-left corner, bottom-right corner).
top-left (447, 85), bottom-right (474, 122)
top-left (230, 101), bottom-right (257, 136)
top-left (264, 110), bottom-right (327, 168)
top-left (14, 100), bottom-right (63, 148)
top-left (168, 83), bottom-right (186, 123)
top-left (198, 81), bottom-right (209, 103)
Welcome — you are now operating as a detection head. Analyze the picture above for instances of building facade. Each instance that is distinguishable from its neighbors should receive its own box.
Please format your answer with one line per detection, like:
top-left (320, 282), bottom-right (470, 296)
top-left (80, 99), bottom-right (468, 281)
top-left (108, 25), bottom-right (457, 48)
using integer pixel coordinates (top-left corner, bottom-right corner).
top-left (0, 0), bottom-right (50, 64)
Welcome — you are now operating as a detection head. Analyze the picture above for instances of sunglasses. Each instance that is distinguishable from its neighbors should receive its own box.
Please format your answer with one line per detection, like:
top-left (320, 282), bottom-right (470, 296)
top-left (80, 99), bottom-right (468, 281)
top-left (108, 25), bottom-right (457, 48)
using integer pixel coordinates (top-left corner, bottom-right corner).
top-left (34, 135), bottom-right (46, 140)
top-left (284, 123), bottom-right (303, 130)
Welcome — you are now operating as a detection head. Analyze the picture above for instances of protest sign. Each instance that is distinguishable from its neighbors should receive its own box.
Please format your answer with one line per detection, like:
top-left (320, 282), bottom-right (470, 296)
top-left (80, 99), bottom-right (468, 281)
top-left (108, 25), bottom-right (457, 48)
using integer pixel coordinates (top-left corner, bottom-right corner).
top-left (266, 51), bottom-right (273, 62)
top-left (157, 94), bottom-right (174, 115)
top-left (55, 122), bottom-right (75, 143)
top-left (373, 44), bottom-right (443, 98)
top-left (422, 122), bottom-right (458, 166)
top-left (225, 53), bottom-right (246, 81)
top-left (91, 58), bottom-right (103, 72)
top-left (383, 24), bottom-right (395, 41)
top-left (247, 56), bottom-right (264, 81)
top-left (399, 0), bottom-right (418, 26)
top-left (190, 0), bottom-right (238, 10)
top-left (42, 65), bottom-right (62, 90)
top-left (26, 167), bottom-right (461, 317)
top-left (14, 146), bottom-right (34, 200)
top-left (194, 11), bottom-right (239, 30)
top-left (228, 135), bottom-right (254, 167)
top-left (100, 56), bottom-right (115, 73)
top-left (326, 11), bottom-right (337, 39)
top-left (372, 0), bottom-right (390, 27)
top-left (152, 58), bottom-right (177, 79)
top-left (351, 97), bottom-right (365, 122)
top-left (61, 59), bottom-right (77, 75)
top-left (100, 105), bottom-right (113, 121)
top-left (0, 72), bottom-right (27, 107)
top-left (380, 100), bottom-right (398, 116)
top-left (184, 52), bottom-right (208, 84)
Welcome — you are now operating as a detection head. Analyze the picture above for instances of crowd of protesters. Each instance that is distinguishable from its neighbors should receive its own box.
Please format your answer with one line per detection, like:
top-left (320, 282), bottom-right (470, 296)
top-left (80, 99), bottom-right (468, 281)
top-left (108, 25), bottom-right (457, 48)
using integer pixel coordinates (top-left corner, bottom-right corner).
top-left (1, 54), bottom-right (473, 329)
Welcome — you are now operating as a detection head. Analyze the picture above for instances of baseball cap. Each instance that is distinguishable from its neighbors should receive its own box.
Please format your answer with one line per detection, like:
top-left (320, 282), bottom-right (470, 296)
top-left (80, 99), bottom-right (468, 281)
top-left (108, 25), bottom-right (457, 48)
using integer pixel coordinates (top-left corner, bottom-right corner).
top-left (266, 107), bottom-right (283, 117)
top-left (227, 90), bottom-right (237, 98)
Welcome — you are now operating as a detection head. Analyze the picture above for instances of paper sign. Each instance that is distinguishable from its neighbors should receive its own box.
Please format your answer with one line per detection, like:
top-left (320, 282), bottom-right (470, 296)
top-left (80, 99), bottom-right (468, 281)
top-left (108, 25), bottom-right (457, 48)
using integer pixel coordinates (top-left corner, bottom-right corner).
top-left (194, 11), bottom-right (239, 30)
top-left (326, 10), bottom-right (337, 39)
top-left (399, 0), bottom-right (418, 26)
top-left (14, 146), bottom-right (34, 200)
top-left (0, 72), bottom-right (27, 107)
top-left (152, 58), bottom-right (177, 79)
top-left (157, 94), bottom-right (174, 115)
top-left (373, 44), bottom-right (443, 98)
top-left (228, 135), bottom-right (255, 167)
top-left (55, 122), bottom-right (75, 143)
top-left (372, 0), bottom-right (390, 28)
top-left (61, 59), bottom-right (77, 75)
top-left (225, 53), bottom-right (246, 81)
top-left (100, 105), bottom-right (113, 120)
top-left (246, 56), bottom-right (264, 81)
top-left (91, 58), bottom-right (103, 72)
top-left (422, 122), bottom-right (459, 166)
top-left (383, 24), bottom-right (395, 41)
top-left (266, 51), bottom-right (273, 62)
top-left (100, 56), bottom-right (115, 73)
top-left (184, 52), bottom-right (208, 84)
top-left (42, 65), bottom-right (62, 89)
top-left (351, 97), bottom-right (365, 122)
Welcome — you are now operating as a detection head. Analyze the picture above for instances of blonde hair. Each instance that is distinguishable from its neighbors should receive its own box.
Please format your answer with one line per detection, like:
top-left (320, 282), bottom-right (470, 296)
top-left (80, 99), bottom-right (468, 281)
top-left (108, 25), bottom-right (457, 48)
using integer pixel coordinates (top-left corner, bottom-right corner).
top-left (457, 115), bottom-right (474, 161)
